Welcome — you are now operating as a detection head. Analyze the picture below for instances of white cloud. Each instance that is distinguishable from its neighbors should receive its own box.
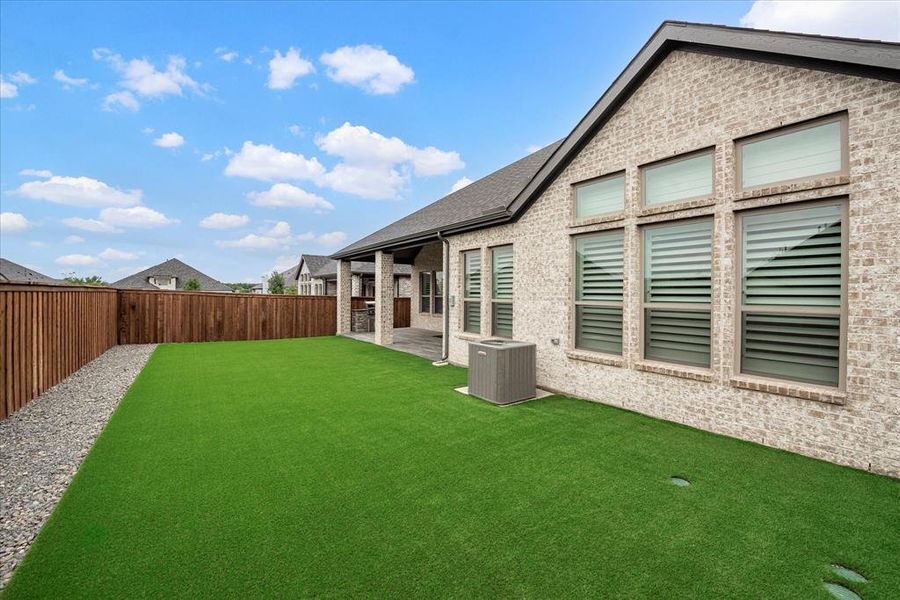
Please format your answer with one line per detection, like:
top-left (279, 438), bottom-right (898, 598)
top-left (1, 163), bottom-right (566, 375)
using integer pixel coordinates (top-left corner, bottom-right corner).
top-left (270, 254), bottom-right (298, 272)
top-left (451, 177), bottom-right (473, 193)
top-left (215, 47), bottom-right (239, 62)
top-left (53, 69), bottom-right (89, 88)
top-left (267, 48), bottom-right (315, 90)
top-left (98, 247), bottom-right (139, 260)
top-left (55, 254), bottom-right (98, 266)
top-left (201, 146), bottom-right (233, 162)
top-left (14, 175), bottom-right (142, 207)
top-left (247, 183), bottom-right (334, 210)
top-left (320, 45), bottom-right (414, 94)
top-left (288, 124), bottom-right (305, 137)
top-left (224, 141), bottom-right (325, 181)
top-left (9, 71), bottom-right (36, 85)
top-left (319, 163), bottom-right (407, 200)
top-left (264, 220), bottom-right (292, 237)
top-left (102, 90), bottom-right (140, 112)
top-left (142, 127), bottom-right (155, 134)
top-left (740, 1), bottom-right (900, 41)
top-left (199, 212), bottom-right (250, 229)
top-left (1, 212), bottom-right (32, 233)
top-left (99, 206), bottom-right (178, 228)
top-left (19, 168), bottom-right (52, 178)
top-left (29, 241), bottom-right (48, 248)
top-left (0, 77), bottom-right (18, 99)
top-left (64, 235), bottom-right (85, 244)
top-left (315, 123), bottom-right (463, 199)
top-left (153, 131), bottom-right (185, 148)
top-left (315, 231), bottom-right (347, 246)
top-left (94, 49), bottom-right (209, 106)
top-left (216, 233), bottom-right (290, 250)
top-left (62, 217), bottom-right (122, 233)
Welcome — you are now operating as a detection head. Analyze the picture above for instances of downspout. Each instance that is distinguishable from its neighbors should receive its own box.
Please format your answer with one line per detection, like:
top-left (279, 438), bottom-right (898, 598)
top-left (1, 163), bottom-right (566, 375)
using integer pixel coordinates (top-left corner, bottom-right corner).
top-left (433, 231), bottom-right (451, 366)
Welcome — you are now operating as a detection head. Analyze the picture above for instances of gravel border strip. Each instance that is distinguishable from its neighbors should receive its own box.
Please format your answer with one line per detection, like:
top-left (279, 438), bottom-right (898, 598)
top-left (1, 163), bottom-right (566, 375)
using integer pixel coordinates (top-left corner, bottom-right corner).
top-left (0, 343), bottom-right (157, 587)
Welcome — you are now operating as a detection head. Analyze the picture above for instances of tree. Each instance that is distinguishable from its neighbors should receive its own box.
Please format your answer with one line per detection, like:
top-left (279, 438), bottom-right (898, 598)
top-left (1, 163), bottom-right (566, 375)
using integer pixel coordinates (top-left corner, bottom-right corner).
top-left (183, 278), bottom-right (201, 291)
top-left (285, 285), bottom-right (298, 295)
top-left (267, 270), bottom-right (285, 295)
top-left (63, 273), bottom-right (107, 286)
top-left (226, 282), bottom-right (256, 294)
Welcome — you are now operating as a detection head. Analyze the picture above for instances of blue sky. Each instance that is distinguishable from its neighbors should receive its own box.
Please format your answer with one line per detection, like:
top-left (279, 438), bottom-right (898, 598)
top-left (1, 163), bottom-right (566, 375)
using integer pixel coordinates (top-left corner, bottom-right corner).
top-left (1, 1), bottom-right (895, 284)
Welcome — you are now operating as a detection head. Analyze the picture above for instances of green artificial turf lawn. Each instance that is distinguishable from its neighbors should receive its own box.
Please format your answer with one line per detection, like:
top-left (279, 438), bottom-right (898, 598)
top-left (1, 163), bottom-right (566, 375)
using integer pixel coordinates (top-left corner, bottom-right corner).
top-left (5, 337), bottom-right (899, 598)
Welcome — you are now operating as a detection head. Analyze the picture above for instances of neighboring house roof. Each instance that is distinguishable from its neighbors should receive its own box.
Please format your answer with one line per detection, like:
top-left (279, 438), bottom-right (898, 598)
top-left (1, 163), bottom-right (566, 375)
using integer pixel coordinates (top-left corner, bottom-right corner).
top-left (333, 21), bottom-right (899, 261)
top-left (280, 263), bottom-right (300, 285)
top-left (0, 258), bottom-right (65, 285)
top-left (297, 254), bottom-right (412, 280)
top-left (112, 258), bottom-right (232, 292)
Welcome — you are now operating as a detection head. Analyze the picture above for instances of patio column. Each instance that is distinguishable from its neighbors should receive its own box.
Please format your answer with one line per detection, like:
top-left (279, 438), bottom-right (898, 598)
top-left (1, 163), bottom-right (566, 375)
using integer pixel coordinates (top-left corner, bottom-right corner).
top-left (374, 250), bottom-right (394, 346)
top-left (336, 259), bottom-right (352, 335)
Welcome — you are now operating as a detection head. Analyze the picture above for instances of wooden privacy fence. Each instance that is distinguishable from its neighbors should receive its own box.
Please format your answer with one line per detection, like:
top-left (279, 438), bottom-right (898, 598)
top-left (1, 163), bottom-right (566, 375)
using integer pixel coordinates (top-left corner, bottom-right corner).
top-left (351, 297), bottom-right (412, 328)
top-left (118, 290), bottom-right (336, 344)
top-left (1, 284), bottom-right (414, 418)
top-left (0, 284), bottom-right (118, 419)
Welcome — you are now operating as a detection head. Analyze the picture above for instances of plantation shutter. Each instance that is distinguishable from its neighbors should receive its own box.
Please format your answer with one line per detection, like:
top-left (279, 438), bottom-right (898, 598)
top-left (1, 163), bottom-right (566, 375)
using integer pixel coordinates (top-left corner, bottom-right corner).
top-left (420, 272), bottom-right (431, 313)
top-left (575, 231), bottom-right (624, 354)
top-left (740, 203), bottom-right (843, 386)
top-left (464, 252), bottom-right (481, 298)
top-left (644, 221), bottom-right (712, 304)
top-left (741, 120), bottom-right (842, 189)
top-left (643, 152), bottom-right (713, 206)
top-left (491, 246), bottom-right (513, 337)
top-left (643, 220), bottom-right (712, 367)
top-left (576, 174), bottom-right (625, 219)
top-left (576, 232), bottom-right (624, 303)
top-left (492, 246), bottom-right (513, 300)
top-left (463, 251), bottom-right (481, 334)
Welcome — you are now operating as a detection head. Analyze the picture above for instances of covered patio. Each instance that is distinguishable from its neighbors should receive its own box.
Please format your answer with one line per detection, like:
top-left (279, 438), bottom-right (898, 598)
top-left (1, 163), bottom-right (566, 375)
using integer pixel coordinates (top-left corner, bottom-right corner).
top-left (343, 327), bottom-right (443, 362)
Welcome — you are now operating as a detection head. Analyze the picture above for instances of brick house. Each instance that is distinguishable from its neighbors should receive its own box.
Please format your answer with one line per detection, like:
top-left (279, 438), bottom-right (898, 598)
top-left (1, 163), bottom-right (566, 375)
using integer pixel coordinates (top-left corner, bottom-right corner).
top-left (331, 22), bottom-right (900, 476)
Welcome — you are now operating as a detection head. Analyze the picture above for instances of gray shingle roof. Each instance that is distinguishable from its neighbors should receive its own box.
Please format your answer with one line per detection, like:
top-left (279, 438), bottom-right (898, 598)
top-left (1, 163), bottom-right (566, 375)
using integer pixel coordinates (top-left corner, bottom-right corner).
top-left (112, 258), bottom-right (232, 292)
top-left (0, 258), bottom-right (65, 284)
top-left (334, 21), bottom-right (898, 260)
top-left (280, 263), bottom-right (300, 284)
top-left (299, 254), bottom-right (411, 280)
top-left (332, 141), bottom-right (562, 259)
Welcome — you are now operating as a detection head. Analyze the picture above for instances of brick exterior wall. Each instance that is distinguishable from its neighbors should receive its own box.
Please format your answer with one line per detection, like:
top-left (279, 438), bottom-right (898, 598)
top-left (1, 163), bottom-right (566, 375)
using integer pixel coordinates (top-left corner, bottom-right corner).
top-left (442, 50), bottom-right (900, 477)
top-left (411, 243), bottom-right (444, 331)
top-left (375, 251), bottom-right (394, 345)
top-left (396, 275), bottom-right (412, 298)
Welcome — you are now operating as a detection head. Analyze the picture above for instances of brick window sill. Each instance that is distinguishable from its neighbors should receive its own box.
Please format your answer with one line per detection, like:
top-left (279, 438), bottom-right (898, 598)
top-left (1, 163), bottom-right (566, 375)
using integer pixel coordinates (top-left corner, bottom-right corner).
top-left (569, 212), bottom-right (626, 229)
top-left (635, 360), bottom-right (714, 382)
top-left (639, 196), bottom-right (716, 217)
top-left (736, 174), bottom-right (849, 201)
top-left (566, 350), bottom-right (624, 367)
top-left (730, 375), bottom-right (846, 405)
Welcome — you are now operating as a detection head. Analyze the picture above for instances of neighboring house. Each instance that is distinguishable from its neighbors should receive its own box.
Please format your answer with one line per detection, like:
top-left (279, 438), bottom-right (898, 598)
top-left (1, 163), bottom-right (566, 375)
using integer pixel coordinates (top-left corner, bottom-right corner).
top-left (332, 22), bottom-right (900, 477)
top-left (112, 258), bottom-right (232, 292)
top-left (296, 254), bottom-right (411, 297)
top-left (0, 258), bottom-right (66, 285)
top-left (279, 263), bottom-right (300, 290)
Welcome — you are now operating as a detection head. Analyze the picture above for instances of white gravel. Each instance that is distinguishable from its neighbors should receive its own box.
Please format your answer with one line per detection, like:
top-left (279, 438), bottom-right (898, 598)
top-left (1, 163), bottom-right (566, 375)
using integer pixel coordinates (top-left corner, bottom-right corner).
top-left (0, 343), bottom-right (157, 587)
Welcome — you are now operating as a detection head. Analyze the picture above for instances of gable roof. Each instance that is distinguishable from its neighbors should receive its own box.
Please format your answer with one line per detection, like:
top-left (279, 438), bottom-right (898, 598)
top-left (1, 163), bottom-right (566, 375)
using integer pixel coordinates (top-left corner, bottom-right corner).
top-left (298, 254), bottom-right (412, 280)
top-left (333, 21), bottom-right (899, 261)
top-left (280, 262), bottom-right (300, 284)
top-left (112, 258), bottom-right (232, 292)
top-left (0, 258), bottom-right (65, 285)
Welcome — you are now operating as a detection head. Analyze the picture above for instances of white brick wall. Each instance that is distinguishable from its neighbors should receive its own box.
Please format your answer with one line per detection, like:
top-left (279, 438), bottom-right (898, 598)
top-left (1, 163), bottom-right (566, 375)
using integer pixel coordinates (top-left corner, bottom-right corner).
top-left (442, 51), bottom-right (900, 477)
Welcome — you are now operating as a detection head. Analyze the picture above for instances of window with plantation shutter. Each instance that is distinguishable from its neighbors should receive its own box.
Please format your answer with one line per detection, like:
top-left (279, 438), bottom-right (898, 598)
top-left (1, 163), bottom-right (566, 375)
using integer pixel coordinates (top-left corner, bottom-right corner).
top-left (642, 219), bottom-right (713, 367)
top-left (575, 173), bottom-right (625, 220)
top-left (738, 201), bottom-right (845, 387)
top-left (642, 151), bottom-right (713, 207)
top-left (738, 115), bottom-right (846, 190)
top-left (491, 245), bottom-right (513, 338)
top-left (434, 271), bottom-right (444, 315)
top-left (463, 250), bottom-right (481, 334)
top-left (574, 230), bottom-right (624, 354)
top-left (419, 272), bottom-right (431, 313)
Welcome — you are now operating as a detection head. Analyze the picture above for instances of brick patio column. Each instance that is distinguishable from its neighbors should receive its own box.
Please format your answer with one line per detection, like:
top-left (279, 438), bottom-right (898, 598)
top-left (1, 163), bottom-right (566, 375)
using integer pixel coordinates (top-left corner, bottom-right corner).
top-left (336, 259), bottom-right (352, 335)
top-left (374, 251), bottom-right (394, 346)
